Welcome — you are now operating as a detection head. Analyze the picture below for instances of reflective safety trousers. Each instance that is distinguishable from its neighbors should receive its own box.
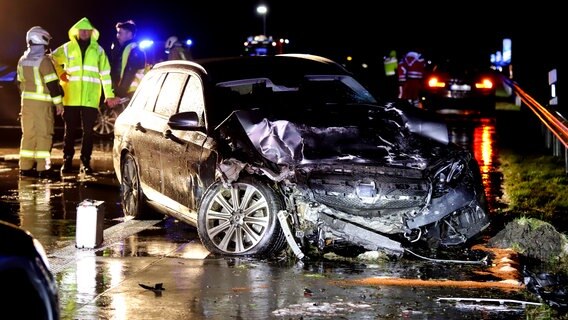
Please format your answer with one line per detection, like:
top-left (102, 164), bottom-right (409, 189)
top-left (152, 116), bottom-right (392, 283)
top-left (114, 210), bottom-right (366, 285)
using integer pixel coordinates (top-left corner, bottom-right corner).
top-left (18, 100), bottom-right (55, 171)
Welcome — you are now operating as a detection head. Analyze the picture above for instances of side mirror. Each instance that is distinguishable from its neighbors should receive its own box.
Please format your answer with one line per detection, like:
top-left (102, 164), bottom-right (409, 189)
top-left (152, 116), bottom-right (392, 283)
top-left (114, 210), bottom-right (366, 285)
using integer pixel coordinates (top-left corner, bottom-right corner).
top-left (168, 112), bottom-right (204, 131)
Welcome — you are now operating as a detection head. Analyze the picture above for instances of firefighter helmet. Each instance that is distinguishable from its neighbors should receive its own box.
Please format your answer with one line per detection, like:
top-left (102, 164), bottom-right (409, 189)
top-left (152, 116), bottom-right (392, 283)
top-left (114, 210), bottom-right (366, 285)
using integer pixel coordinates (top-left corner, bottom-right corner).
top-left (26, 26), bottom-right (52, 45)
top-left (165, 36), bottom-right (178, 50)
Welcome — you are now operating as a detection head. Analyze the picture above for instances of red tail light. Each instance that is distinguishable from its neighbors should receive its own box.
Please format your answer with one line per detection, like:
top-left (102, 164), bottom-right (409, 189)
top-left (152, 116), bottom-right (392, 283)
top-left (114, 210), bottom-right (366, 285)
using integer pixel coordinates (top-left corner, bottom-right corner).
top-left (427, 76), bottom-right (445, 88)
top-left (475, 78), bottom-right (493, 89)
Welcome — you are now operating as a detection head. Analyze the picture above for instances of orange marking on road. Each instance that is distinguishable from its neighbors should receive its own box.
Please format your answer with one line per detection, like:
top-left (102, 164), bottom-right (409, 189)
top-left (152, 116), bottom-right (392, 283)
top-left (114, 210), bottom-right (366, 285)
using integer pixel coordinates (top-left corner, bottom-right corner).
top-left (330, 277), bottom-right (523, 292)
top-left (330, 244), bottom-right (523, 292)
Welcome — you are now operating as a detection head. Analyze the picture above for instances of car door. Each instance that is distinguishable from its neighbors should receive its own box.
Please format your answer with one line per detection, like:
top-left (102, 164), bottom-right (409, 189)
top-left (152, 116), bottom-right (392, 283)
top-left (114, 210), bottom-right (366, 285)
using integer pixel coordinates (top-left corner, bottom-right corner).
top-left (123, 71), bottom-right (166, 196)
top-left (160, 72), bottom-right (215, 223)
top-left (137, 71), bottom-right (188, 201)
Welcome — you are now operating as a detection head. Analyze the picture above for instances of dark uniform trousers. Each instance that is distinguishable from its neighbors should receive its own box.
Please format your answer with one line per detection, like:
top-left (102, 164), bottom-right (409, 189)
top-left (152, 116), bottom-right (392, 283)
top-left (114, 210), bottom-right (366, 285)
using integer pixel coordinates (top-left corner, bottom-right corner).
top-left (61, 106), bottom-right (98, 162)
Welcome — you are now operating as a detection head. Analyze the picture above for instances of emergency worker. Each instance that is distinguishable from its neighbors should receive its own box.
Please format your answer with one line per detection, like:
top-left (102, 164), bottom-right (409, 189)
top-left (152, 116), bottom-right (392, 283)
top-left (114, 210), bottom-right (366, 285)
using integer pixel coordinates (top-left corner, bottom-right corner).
top-left (383, 49), bottom-right (398, 100)
top-left (109, 20), bottom-right (146, 100)
top-left (51, 17), bottom-right (120, 175)
top-left (165, 36), bottom-right (192, 60)
top-left (16, 26), bottom-right (64, 179)
top-left (398, 50), bottom-right (425, 107)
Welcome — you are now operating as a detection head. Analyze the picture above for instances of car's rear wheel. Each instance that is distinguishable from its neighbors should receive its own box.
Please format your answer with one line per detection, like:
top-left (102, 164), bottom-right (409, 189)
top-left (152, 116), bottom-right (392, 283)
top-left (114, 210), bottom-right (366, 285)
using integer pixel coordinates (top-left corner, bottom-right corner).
top-left (120, 152), bottom-right (146, 219)
top-left (197, 177), bottom-right (287, 257)
top-left (93, 106), bottom-right (119, 138)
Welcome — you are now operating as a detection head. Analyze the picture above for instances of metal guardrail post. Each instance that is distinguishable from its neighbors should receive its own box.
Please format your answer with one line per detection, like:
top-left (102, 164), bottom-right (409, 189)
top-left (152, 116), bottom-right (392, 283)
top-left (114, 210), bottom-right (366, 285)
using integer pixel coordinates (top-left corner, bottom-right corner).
top-left (544, 126), bottom-right (552, 149)
top-left (566, 148), bottom-right (568, 174)
top-left (548, 69), bottom-right (565, 170)
top-left (554, 138), bottom-right (562, 157)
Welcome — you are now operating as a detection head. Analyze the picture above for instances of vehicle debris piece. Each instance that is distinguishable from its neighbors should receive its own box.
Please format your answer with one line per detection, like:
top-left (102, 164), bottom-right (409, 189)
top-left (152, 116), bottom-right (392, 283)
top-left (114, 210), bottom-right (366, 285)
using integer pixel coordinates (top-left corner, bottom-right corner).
top-left (139, 283), bottom-right (165, 292)
top-left (524, 270), bottom-right (568, 309)
top-left (437, 297), bottom-right (542, 308)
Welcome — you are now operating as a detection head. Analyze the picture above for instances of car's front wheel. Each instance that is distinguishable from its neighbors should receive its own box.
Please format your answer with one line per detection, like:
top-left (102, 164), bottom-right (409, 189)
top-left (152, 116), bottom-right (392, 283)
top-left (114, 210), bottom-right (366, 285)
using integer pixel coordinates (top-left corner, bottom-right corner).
top-left (197, 177), bottom-right (287, 257)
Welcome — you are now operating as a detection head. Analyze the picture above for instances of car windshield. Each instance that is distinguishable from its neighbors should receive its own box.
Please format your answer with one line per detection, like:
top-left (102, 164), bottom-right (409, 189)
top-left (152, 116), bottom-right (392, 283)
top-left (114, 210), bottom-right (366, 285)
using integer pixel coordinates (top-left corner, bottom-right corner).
top-left (215, 74), bottom-right (377, 113)
top-left (428, 54), bottom-right (493, 76)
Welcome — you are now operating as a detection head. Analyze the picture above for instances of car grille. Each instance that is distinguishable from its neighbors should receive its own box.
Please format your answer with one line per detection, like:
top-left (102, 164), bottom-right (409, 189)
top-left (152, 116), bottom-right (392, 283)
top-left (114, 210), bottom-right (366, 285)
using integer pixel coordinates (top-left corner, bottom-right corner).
top-left (302, 165), bottom-right (429, 218)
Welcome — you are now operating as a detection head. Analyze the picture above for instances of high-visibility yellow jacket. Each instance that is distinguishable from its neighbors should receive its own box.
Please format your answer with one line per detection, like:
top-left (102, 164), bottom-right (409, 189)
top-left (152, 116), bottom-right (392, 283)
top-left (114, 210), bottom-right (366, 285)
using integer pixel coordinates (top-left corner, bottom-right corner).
top-left (111, 41), bottom-right (146, 96)
top-left (383, 50), bottom-right (398, 77)
top-left (52, 17), bottom-right (115, 108)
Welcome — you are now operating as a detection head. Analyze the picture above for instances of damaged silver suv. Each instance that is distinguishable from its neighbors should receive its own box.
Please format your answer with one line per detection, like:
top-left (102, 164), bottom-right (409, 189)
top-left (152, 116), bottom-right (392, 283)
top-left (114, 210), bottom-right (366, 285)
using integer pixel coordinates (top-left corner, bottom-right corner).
top-left (112, 54), bottom-right (489, 259)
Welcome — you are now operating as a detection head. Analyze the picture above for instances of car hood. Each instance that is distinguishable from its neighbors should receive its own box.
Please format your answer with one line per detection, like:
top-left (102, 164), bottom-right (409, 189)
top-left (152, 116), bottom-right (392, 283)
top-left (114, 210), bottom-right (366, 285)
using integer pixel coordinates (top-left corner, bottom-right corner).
top-left (219, 103), bottom-right (457, 170)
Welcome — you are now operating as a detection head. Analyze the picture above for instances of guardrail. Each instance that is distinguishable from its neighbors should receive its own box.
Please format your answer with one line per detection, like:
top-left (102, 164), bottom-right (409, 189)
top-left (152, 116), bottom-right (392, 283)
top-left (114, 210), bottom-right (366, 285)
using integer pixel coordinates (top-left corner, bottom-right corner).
top-left (501, 76), bottom-right (568, 174)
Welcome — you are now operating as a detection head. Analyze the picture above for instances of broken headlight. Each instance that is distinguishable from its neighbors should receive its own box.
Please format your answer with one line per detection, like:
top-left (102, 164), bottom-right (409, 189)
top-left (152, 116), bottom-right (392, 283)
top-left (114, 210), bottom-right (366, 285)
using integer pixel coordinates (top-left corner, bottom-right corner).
top-left (432, 159), bottom-right (465, 197)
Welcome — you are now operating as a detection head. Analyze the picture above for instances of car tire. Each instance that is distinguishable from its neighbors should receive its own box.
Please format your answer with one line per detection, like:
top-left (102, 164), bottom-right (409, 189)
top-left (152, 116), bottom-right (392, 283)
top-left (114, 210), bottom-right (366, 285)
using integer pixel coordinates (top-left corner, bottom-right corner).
top-left (197, 176), bottom-right (287, 257)
top-left (120, 152), bottom-right (149, 219)
top-left (93, 106), bottom-right (119, 138)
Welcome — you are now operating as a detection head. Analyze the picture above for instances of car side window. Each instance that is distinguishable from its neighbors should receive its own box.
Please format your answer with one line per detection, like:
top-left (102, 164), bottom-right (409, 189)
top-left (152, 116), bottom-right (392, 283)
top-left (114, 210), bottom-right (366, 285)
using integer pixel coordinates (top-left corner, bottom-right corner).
top-left (130, 72), bottom-right (163, 112)
top-left (179, 75), bottom-right (205, 125)
top-left (154, 72), bottom-right (188, 117)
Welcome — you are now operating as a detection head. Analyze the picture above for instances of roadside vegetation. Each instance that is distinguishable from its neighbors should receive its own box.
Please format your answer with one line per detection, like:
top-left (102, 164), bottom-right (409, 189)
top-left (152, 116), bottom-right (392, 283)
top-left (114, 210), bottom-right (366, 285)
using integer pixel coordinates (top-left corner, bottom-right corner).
top-left (496, 139), bottom-right (568, 268)
top-left (496, 140), bottom-right (568, 318)
top-left (498, 150), bottom-right (568, 221)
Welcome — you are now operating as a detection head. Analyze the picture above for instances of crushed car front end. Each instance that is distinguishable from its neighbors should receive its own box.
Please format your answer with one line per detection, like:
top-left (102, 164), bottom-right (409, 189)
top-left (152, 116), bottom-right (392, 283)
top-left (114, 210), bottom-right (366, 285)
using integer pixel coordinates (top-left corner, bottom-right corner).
top-left (197, 54), bottom-right (490, 258)
top-left (216, 103), bottom-right (489, 256)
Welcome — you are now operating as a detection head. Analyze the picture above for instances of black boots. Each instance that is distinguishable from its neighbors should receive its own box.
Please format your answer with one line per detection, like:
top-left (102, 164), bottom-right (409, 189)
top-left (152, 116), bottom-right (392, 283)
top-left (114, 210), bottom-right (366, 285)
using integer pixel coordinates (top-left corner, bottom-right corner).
top-left (60, 156), bottom-right (93, 175)
top-left (38, 169), bottom-right (59, 180)
top-left (80, 156), bottom-right (93, 175)
top-left (60, 156), bottom-right (74, 174)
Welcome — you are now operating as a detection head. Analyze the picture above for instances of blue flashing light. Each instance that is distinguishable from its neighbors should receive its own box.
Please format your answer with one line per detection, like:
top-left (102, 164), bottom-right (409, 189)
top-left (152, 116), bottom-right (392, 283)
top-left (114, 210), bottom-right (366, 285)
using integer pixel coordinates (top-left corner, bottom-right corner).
top-left (139, 40), bottom-right (154, 50)
top-left (0, 71), bottom-right (16, 82)
top-left (185, 39), bottom-right (193, 47)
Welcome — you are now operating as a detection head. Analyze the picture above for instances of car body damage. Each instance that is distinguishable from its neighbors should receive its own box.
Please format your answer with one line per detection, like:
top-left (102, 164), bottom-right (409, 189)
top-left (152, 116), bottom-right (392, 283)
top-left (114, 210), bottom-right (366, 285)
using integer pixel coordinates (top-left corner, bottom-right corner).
top-left (113, 54), bottom-right (490, 259)
top-left (215, 102), bottom-right (490, 256)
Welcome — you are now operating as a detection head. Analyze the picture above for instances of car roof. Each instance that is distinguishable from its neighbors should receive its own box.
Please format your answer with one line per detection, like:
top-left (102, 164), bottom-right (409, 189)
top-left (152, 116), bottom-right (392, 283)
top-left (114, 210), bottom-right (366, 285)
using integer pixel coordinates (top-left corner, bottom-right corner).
top-left (170, 54), bottom-right (353, 84)
top-left (152, 59), bottom-right (207, 73)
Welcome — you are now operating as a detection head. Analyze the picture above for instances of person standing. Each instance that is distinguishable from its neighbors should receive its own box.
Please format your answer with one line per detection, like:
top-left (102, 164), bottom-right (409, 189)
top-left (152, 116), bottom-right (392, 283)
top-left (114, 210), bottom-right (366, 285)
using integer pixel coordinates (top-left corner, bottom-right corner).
top-left (109, 20), bottom-right (146, 101)
top-left (383, 49), bottom-right (398, 100)
top-left (16, 26), bottom-right (64, 180)
top-left (164, 35), bottom-right (192, 60)
top-left (397, 50), bottom-right (425, 107)
top-left (52, 17), bottom-right (120, 175)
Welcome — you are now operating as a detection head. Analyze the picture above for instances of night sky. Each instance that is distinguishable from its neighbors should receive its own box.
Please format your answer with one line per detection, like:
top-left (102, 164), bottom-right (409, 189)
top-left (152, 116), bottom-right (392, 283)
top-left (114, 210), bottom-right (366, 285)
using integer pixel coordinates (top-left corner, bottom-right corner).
top-left (1, 0), bottom-right (561, 100)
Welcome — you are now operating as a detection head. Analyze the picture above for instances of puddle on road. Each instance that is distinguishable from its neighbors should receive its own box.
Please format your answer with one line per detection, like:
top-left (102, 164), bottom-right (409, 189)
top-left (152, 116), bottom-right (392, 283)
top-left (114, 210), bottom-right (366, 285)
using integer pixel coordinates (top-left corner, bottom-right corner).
top-left (0, 163), bottom-right (123, 252)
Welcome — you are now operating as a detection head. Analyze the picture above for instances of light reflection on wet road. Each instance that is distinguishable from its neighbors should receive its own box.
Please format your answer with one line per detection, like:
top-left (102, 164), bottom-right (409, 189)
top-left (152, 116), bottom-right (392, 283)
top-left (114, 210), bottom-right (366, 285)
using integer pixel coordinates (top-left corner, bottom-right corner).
top-left (448, 116), bottom-right (500, 212)
top-left (0, 113), bottom-right (546, 319)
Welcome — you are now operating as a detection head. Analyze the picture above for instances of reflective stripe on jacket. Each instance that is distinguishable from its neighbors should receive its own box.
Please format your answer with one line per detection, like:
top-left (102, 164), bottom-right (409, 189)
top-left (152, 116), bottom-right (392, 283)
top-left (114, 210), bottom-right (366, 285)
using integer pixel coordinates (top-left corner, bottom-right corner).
top-left (398, 51), bottom-right (425, 82)
top-left (17, 56), bottom-right (62, 105)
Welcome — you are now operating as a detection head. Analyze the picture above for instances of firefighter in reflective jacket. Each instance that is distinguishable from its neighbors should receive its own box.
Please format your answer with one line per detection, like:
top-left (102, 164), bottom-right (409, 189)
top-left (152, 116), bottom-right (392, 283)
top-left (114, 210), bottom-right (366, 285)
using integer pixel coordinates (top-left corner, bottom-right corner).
top-left (16, 26), bottom-right (64, 179)
top-left (51, 17), bottom-right (120, 174)
top-left (398, 50), bottom-right (425, 107)
top-left (109, 20), bottom-right (146, 100)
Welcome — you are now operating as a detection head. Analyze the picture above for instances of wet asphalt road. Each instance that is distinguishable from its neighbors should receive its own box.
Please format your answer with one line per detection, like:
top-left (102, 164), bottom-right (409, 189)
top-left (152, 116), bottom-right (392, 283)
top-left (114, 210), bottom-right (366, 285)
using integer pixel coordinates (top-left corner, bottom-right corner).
top-left (0, 110), bottom-right (550, 319)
